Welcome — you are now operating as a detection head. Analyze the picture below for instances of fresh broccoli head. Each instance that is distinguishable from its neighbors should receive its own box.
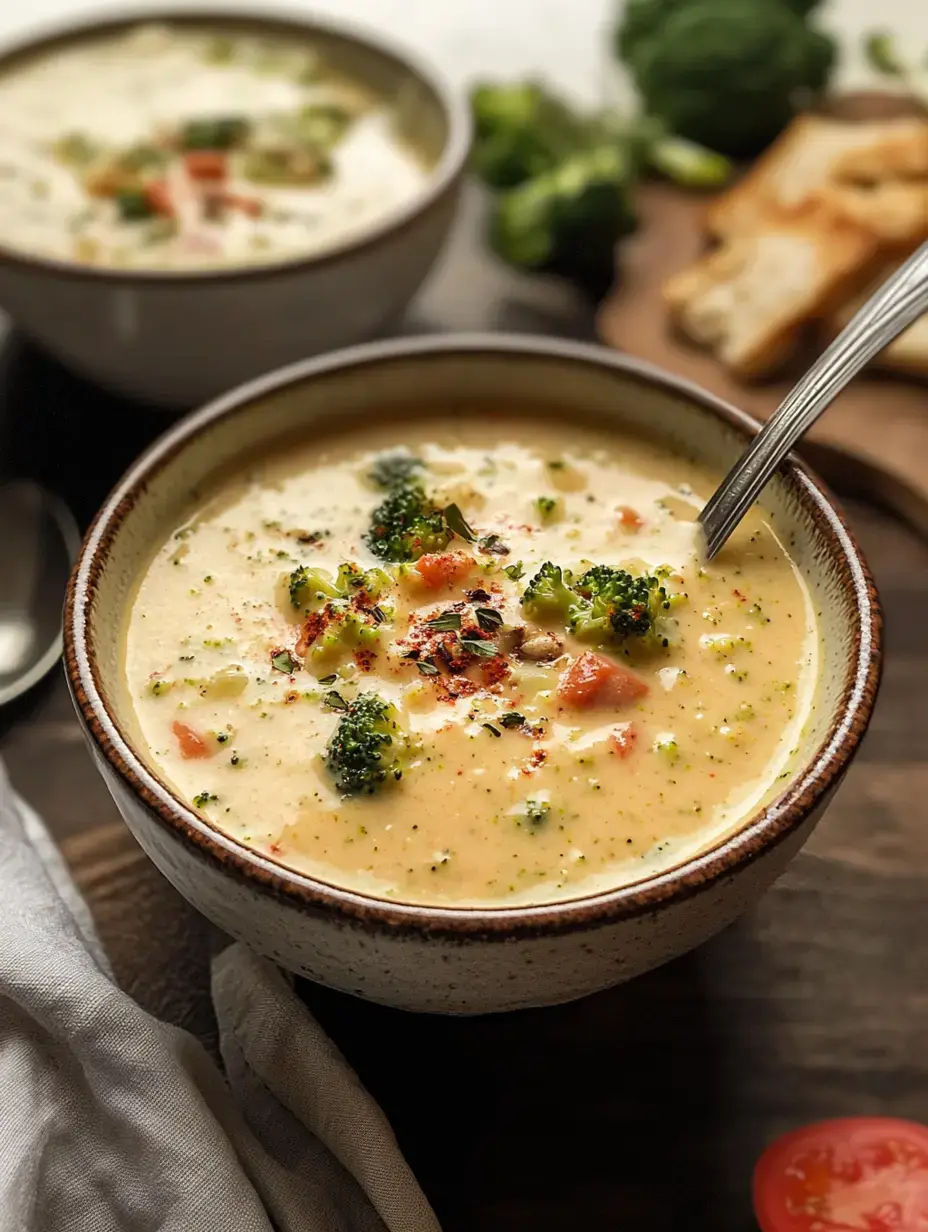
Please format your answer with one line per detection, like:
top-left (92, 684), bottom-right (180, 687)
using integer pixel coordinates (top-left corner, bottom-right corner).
top-left (571, 565), bottom-right (670, 647)
top-left (323, 693), bottom-right (410, 796)
top-left (490, 143), bottom-right (637, 298)
top-left (520, 561), bottom-right (678, 651)
top-left (622, 0), bottom-right (837, 158)
top-left (365, 481), bottom-right (452, 562)
top-left (470, 80), bottom-right (584, 189)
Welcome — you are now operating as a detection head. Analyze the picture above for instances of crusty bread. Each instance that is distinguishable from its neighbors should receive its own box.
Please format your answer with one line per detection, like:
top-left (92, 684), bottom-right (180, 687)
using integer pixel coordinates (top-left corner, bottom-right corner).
top-left (664, 209), bottom-right (880, 379)
top-left (828, 261), bottom-right (928, 379)
top-left (671, 108), bottom-right (928, 380)
top-left (706, 115), bottom-right (928, 241)
top-left (821, 180), bottom-right (928, 246)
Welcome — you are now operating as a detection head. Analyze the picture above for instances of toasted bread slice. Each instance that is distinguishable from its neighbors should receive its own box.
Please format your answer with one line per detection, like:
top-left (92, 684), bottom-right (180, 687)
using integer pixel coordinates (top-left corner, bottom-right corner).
top-left (664, 210), bottom-right (880, 379)
top-left (706, 115), bottom-right (928, 241)
top-left (820, 180), bottom-right (928, 246)
top-left (833, 123), bottom-right (928, 182)
top-left (828, 260), bottom-right (928, 379)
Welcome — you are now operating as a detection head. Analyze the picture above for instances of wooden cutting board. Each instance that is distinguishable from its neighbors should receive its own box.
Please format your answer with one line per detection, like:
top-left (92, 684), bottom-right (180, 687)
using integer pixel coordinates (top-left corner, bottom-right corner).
top-left (596, 105), bottom-right (928, 512)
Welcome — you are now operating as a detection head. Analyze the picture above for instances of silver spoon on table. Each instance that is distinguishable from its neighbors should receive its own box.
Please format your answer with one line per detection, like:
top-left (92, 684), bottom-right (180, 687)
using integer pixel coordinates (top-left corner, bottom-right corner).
top-left (700, 240), bottom-right (928, 559)
top-left (0, 481), bottom-right (80, 707)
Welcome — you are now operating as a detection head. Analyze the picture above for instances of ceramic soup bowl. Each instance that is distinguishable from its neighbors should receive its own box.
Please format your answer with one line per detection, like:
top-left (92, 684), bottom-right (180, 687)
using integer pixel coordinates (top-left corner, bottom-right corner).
top-left (0, 8), bottom-right (469, 407)
top-left (64, 336), bottom-right (881, 1014)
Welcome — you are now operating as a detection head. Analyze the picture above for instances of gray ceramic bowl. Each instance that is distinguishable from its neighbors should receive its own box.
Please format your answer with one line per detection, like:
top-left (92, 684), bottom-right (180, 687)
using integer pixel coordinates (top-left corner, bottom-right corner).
top-left (0, 8), bottom-right (469, 407)
top-left (64, 336), bottom-right (882, 1014)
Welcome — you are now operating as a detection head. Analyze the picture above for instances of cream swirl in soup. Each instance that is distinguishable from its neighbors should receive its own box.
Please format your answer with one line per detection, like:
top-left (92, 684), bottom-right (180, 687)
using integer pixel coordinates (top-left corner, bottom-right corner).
top-left (0, 23), bottom-right (429, 269)
top-left (124, 415), bottom-right (818, 908)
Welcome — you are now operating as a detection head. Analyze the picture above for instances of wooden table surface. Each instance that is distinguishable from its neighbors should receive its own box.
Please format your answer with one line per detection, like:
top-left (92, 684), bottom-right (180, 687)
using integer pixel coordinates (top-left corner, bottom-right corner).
top-left (1, 187), bottom-right (926, 1229)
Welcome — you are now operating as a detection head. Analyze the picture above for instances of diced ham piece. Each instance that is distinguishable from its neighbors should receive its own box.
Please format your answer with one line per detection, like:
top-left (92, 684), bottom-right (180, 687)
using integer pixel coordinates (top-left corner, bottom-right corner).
top-left (558, 651), bottom-right (649, 709)
top-left (171, 720), bottom-right (213, 759)
top-left (415, 551), bottom-right (475, 590)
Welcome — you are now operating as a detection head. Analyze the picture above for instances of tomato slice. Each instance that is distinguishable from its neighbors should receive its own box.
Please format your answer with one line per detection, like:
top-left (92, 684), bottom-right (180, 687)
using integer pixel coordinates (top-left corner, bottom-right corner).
top-left (754, 1117), bottom-right (928, 1232)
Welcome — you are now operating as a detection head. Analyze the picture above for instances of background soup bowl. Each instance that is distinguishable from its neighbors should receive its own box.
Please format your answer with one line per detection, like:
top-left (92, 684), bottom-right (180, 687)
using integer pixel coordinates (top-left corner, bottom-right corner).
top-left (0, 8), bottom-right (469, 408)
top-left (64, 335), bottom-right (881, 1015)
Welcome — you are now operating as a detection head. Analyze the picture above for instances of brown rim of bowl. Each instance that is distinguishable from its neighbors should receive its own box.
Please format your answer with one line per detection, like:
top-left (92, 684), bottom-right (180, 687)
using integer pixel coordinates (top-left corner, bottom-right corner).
top-left (64, 334), bottom-right (882, 940)
top-left (0, 4), bottom-right (471, 285)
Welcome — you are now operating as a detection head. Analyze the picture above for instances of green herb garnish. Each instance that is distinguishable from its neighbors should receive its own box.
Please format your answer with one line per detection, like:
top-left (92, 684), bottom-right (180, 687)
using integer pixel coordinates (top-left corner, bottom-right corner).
top-left (482, 722), bottom-right (502, 738)
top-left (193, 791), bottom-right (218, 809)
top-left (417, 660), bottom-right (440, 676)
top-left (323, 691), bottom-right (349, 711)
top-left (425, 611), bottom-right (462, 631)
top-left (504, 561), bottom-right (525, 582)
top-left (271, 650), bottom-right (300, 674)
top-left (475, 607), bottom-right (504, 632)
top-left (443, 503), bottom-right (477, 543)
top-left (499, 711), bottom-right (526, 729)
top-left (462, 638), bottom-right (497, 659)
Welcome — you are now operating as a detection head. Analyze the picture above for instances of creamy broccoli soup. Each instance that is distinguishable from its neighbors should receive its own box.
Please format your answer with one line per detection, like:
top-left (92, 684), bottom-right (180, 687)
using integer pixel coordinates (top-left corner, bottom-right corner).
top-left (0, 23), bottom-right (429, 269)
top-left (124, 415), bottom-right (818, 907)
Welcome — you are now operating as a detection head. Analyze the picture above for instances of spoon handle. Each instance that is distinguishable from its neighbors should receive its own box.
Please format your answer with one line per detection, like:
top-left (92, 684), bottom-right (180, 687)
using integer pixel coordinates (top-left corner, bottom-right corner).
top-left (699, 240), bottom-right (928, 559)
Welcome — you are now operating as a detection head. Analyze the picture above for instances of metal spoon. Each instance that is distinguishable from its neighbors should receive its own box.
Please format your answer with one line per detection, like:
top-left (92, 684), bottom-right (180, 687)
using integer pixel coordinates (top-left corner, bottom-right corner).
top-left (0, 481), bottom-right (80, 707)
top-left (700, 240), bottom-right (928, 559)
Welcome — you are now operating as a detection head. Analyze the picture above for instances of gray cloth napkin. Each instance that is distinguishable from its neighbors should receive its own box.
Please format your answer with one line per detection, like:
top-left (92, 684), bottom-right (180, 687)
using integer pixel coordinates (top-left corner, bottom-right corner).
top-left (0, 763), bottom-right (440, 1232)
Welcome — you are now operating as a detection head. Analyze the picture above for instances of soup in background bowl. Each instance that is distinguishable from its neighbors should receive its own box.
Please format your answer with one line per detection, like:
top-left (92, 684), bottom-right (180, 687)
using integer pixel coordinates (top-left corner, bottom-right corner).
top-left (65, 336), bottom-right (881, 1014)
top-left (0, 10), bottom-right (468, 405)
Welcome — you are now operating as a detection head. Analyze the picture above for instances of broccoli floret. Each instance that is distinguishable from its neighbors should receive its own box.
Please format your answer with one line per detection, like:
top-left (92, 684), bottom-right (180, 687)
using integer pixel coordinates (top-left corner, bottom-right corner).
top-left (323, 693), bottom-right (410, 796)
top-left (572, 565), bottom-right (670, 646)
top-left (521, 561), bottom-right (677, 651)
top-left (622, 0), bottom-right (837, 158)
top-left (288, 565), bottom-right (343, 610)
top-left (520, 562), bottom-right (579, 622)
top-left (288, 562), bottom-right (389, 611)
top-left (368, 451), bottom-right (424, 490)
top-left (490, 143), bottom-right (637, 299)
top-left (365, 482), bottom-right (452, 562)
top-left (470, 81), bottom-right (584, 188)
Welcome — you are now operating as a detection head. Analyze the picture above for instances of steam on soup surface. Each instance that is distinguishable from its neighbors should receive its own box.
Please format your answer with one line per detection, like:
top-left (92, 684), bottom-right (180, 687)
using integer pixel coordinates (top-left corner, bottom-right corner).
top-left (0, 23), bottom-right (428, 269)
top-left (124, 415), bottom-right (818, 908)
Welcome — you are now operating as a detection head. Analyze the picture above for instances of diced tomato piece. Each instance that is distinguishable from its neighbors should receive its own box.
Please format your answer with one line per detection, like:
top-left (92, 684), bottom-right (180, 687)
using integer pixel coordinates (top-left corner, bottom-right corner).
top-left (171, 720), bottom-right (213, 760)
top-left (617, 505), bottom-right (643, 531)
top-left (753, 1117), bottom-right (928, 1232)
top-left (609, 722), bottom-right (639, 758)
top-left (183, 150), bottom-right (228, 181)
top-left (558, 651), bottom-right (649, 709)
top-left (415, 552), bottom-right (475, 590)
top-left (145, 179), bottom-right (174, 216)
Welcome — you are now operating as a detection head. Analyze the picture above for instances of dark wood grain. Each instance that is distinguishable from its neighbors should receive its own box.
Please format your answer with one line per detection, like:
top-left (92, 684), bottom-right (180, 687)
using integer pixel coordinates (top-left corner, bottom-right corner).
top-left (0, 184), bottom-right (925, 1230)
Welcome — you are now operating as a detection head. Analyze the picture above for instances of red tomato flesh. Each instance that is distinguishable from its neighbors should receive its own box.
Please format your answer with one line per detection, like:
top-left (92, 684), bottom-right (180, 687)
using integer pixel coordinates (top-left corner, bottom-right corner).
top-left (415, 551), bottom-right (475, 590)
top-left (171, 720), bottom-right (213, 760)
top-left (754, 1117), bottom-right (928, 1232)
top-left (558, 651), bottom-right (648, 709)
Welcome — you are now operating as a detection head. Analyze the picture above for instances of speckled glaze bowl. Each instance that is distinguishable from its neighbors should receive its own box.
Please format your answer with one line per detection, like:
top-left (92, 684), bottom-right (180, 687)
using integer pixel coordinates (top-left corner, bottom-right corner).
top-left (64, 336), bottom-right (882, 1014)
top-left (0, 8), bottom-right (469, 407)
